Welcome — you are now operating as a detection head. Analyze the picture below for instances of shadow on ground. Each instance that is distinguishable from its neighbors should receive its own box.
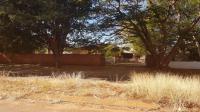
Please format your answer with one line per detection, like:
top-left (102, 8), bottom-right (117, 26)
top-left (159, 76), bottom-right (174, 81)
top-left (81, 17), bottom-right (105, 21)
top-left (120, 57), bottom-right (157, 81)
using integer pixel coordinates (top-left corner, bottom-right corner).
top-left (1, 64), bottom-right (200, 81)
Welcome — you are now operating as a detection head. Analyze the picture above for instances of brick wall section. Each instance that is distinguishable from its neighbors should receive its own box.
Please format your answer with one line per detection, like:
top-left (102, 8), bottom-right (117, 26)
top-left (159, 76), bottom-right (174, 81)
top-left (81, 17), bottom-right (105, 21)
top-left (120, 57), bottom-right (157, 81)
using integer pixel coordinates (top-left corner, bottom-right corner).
top-left (0, 54), bottom-right (105, 66)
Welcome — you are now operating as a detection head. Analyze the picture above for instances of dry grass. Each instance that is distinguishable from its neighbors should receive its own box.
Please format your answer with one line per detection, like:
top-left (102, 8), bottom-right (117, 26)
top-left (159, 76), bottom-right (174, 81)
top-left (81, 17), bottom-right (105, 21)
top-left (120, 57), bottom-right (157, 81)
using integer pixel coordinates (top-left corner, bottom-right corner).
top-left (0, 71), bottom-right (200, 110)
top-left (129, 73), bottom-right (200, 107)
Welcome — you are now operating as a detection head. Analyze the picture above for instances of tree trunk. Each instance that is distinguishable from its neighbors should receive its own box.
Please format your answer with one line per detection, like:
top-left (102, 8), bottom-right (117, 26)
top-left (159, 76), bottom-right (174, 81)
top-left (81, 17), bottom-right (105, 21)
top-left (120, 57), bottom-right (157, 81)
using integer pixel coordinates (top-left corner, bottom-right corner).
top-left (54, 53), bottom-right (61, 68)
top-left (197, 43), bottom-right (200, 58)
top-left (48, 47), bottom-right (51, 54)
top-left (194, 37), bottom-right (200, 58)
top-left (48, 35), bottom-right (64, 68)
top-left (145, 54), bottom-right (162, 68)
top-left (160, 37), bottom-right (183, 68)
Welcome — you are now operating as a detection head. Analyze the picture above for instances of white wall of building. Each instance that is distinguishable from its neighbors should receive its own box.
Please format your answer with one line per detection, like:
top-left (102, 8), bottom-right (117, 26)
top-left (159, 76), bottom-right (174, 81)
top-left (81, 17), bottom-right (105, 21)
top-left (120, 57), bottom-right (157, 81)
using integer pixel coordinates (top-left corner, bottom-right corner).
top-left (169, 61), bottom-right (200, 69)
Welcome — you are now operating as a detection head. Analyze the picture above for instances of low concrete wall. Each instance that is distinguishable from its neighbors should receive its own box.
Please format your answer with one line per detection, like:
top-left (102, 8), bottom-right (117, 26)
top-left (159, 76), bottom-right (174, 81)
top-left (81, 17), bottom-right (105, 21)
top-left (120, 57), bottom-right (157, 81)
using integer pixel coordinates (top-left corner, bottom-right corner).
top-left (169, 61), bottom-right (200, 69)
top-left (0, 53), bottom-right (105, 66)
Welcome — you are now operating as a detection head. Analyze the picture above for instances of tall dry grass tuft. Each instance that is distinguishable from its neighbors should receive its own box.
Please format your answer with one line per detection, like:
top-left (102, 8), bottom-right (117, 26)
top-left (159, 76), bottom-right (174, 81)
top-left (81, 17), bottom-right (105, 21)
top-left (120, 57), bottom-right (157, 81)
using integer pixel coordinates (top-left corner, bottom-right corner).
top-left (128, 73), bottom-right (200, 105)
top-left (0, 71), bottom-right (10, 77)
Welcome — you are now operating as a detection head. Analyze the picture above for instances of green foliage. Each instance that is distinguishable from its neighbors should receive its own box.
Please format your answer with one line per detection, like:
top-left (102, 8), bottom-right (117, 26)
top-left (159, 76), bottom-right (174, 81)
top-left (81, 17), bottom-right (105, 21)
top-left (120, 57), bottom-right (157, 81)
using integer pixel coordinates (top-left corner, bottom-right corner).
top-left (0, 0), bottom-right (199, 66)
top-left (95, 0), bottom-right (200, 67)
top-left (104, 45), bottom-right (121, 57)
top-left (132, 40), bottom-right (146, 57)
top-left (0, 0), bottom-right (93, 53)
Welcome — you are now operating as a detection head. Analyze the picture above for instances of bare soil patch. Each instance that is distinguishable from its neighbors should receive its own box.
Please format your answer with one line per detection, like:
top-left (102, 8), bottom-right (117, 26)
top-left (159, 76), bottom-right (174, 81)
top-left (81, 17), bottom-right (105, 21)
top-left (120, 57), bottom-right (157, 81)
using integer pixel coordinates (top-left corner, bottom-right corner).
top-left (0, 96), bottom-right (161, 112)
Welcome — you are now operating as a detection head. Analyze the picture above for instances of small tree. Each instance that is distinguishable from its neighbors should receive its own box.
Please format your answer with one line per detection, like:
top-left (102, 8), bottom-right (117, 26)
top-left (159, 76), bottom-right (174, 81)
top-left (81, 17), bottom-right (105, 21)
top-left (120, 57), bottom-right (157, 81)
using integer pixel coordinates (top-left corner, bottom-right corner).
top-left (104, 45), bottom-right (121, 63)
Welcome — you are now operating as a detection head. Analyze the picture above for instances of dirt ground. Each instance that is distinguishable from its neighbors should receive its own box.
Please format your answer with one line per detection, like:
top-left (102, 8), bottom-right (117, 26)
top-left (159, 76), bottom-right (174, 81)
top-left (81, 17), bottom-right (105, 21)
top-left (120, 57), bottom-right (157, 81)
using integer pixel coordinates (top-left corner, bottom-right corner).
top-left (0, 64), bottom-right (200, 112)
top-left (0, 96), bottom-right (164, 112)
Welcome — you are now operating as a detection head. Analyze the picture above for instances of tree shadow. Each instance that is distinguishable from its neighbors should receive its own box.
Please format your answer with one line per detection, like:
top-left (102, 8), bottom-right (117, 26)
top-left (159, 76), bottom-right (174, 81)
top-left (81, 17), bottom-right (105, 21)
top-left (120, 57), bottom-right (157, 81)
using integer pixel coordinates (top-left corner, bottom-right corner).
top-left (1, 64), bottom-right (200, 81)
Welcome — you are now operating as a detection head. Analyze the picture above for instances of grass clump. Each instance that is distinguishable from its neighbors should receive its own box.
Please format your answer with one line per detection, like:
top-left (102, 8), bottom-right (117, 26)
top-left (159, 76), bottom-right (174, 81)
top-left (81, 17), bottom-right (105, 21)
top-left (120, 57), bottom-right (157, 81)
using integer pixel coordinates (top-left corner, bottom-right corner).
top-left (128, 73), bottom-right (200, 106)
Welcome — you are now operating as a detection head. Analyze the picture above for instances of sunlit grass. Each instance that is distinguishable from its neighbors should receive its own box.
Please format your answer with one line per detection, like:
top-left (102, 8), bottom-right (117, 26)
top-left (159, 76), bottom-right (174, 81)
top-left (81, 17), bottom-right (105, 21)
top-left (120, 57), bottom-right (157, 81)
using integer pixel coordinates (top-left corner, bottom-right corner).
top-left (128, 73), bottom-right (200, 105)
top-left (0, 71), bottom-right (200, 109)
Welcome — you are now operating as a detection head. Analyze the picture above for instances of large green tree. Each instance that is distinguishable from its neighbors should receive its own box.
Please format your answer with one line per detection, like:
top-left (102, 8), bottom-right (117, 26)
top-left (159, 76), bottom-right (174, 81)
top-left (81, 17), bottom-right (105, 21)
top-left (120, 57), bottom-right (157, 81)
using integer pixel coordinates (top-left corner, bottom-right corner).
top-left (95, 0), bottom-right (200, 68)
top-left (0, 0), bottom-right (93, 53)
top-left (0, 0), bottom-right (93, 66)
top-left (0, 1), bottom-right (43, 53)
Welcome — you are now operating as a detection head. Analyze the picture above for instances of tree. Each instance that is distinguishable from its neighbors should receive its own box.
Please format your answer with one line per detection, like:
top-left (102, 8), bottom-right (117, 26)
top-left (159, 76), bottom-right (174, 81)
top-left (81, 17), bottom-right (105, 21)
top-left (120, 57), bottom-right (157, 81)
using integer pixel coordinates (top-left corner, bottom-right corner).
top-left (0, 5), bottom-right (44, 53)
top-left (122, 32), bottom-right (147, 57)
top-left (175, 35), bottom-right (200, 61)
top-left (104, 45), bottom-right (121, 63)
top-left (0, 0), bottom-right (93, 66)
top-left (94, 0), bottom-right (200, 68)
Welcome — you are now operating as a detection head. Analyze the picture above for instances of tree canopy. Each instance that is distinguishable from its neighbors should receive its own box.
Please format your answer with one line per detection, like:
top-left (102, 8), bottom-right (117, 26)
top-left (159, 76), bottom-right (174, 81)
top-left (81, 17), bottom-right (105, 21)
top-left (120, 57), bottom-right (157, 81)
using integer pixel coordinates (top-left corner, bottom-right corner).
top-left (0, 0), bottom-right (93, 54)
top-left (0, 0), bottom-right (200, 68)
top-left (93, 0), bottom-right (200, 68)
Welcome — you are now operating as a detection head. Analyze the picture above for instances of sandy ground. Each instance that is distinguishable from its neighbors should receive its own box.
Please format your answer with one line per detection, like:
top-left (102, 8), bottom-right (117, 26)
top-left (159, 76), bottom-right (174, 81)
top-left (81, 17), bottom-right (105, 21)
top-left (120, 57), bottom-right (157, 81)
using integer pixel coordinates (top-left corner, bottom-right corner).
top-left (0, 96), bottom-right (161, 112)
